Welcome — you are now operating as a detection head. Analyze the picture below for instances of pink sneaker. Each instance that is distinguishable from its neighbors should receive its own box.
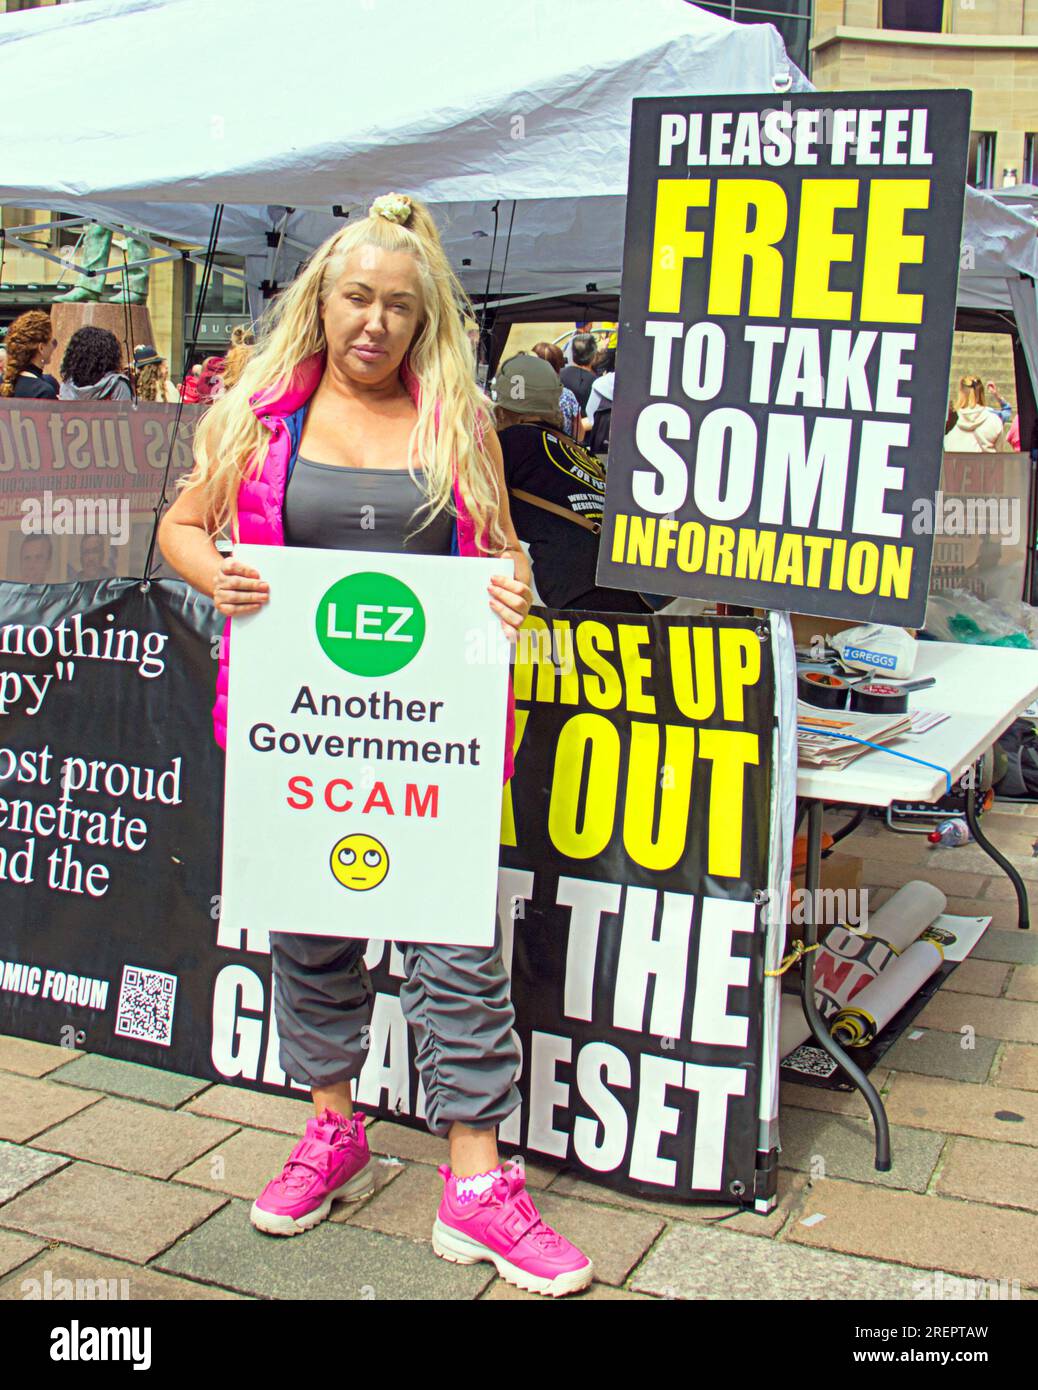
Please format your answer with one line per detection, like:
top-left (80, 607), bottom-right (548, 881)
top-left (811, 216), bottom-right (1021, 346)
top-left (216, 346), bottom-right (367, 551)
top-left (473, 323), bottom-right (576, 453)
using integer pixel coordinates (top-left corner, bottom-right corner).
top-left (250, 1109), bottom-right (375, 1236)
top-left (432, 1162), bottom-right (593, 1297)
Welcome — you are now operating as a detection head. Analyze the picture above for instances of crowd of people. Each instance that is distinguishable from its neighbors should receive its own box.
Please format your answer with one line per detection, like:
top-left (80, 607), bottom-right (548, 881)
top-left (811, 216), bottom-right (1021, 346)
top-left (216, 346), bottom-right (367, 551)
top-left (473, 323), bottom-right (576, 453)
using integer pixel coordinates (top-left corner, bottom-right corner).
top-left (0, 309), bottom-right (254, 405)
top-left (6, 298), bottom-right (1030, 617)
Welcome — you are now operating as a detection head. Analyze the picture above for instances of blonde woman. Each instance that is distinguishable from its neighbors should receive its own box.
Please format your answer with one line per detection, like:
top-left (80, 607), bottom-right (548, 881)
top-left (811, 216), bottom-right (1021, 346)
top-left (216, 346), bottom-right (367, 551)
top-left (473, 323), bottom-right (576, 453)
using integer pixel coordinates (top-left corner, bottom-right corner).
top-left (157, 193), bottom-right (593, 1297)
top-left (943, 375), bottom-right (1008, 452)
top-left (222, 324), bottom-right (254, 390)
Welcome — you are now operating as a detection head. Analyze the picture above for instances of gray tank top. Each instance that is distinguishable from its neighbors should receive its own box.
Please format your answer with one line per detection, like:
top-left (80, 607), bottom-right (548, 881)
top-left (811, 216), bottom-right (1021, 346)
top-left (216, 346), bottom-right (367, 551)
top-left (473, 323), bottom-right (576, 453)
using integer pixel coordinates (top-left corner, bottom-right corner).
top-left (284, 457), bottom-right (454, 554)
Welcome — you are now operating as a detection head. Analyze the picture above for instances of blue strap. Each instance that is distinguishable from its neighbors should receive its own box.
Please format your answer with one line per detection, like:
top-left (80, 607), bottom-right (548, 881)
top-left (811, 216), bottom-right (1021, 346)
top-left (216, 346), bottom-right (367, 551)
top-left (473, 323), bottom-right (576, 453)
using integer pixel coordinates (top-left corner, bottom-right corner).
top-left (284, 404), bottom-right (306, 488)
top-left (797, 723), bottom-right (954, 795)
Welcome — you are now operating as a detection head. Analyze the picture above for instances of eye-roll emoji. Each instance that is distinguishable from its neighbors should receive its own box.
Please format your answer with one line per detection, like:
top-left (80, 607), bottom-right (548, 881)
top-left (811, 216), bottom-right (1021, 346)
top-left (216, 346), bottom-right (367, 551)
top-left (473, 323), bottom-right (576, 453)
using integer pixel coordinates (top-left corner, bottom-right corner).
top-left (330, 833), bottom-right (389, 891)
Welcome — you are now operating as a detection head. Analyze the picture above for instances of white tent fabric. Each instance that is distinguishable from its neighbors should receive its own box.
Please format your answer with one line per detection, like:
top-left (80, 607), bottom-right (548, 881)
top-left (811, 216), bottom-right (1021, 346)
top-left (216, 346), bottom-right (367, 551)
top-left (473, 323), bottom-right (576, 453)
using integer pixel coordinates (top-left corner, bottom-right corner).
top-left (0, 0), bottom-right (801, 206)
top-left (0, 0), bottom-right (810, 308)
top-left (958, 184), bottom-right (1038, 394)
top-left (5, 0), bottom-right (1031, 391)
top-left (0, 0), bottom-right (807, 307)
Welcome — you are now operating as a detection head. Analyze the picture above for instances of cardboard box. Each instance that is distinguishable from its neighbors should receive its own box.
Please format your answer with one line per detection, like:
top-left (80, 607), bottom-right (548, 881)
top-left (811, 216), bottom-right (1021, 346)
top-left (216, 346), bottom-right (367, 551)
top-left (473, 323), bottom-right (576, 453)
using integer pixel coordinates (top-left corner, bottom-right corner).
top-left (790, 850), bottom-right (863, 896)
top-left (788, 851), bottom-right (865, 934)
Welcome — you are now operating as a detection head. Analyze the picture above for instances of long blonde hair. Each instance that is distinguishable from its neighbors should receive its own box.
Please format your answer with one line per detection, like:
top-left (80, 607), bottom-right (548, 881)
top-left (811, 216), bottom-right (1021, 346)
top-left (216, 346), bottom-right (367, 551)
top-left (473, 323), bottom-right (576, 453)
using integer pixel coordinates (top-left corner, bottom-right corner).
top-left (956, 375), bottom-right (986, 410)
top-left (136, 360), bottom-right (166, 402)
top-left (222, 324), bottom-right (254, 390)
top-left (177, 197), bottom-right (502, 550)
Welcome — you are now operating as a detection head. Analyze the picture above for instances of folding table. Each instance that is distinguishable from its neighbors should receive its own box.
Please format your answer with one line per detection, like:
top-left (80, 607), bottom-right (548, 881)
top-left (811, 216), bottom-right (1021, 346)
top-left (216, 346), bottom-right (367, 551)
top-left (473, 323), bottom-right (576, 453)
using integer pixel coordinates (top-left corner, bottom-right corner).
top-left (794, 640), bottom-right (1038, 1171)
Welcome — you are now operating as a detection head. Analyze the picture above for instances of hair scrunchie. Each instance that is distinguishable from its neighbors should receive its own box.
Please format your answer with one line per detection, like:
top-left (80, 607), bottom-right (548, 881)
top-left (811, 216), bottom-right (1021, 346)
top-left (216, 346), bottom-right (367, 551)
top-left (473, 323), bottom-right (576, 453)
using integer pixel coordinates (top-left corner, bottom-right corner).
top-left (369, 193), bottom-right (413, 225)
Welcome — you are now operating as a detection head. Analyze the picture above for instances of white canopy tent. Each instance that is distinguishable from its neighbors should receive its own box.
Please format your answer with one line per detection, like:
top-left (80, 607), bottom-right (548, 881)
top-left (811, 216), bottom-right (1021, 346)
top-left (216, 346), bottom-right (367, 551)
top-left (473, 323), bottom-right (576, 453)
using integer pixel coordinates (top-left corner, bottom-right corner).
top-left (2, 0), bottom-right (1033, 395)
top-left (0, 0), bottom-right (806, 310)
top-left (957, 184), bottom-right (1038, 397)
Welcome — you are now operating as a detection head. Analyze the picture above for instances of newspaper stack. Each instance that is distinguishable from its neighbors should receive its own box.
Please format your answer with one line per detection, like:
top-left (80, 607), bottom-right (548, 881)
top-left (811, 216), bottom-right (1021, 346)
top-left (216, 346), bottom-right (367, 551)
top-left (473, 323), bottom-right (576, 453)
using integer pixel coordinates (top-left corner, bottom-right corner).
top-left (796, 701), bottom-right (913, 770)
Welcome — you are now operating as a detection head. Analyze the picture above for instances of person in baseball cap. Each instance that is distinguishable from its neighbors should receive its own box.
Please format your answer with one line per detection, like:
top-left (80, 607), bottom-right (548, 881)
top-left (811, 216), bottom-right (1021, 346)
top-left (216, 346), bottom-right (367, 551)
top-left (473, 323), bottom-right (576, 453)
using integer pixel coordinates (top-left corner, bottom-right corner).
top-left (489, 351), bottom-right (652, 615)
top-left (489, 353), bottom-right (564, 431)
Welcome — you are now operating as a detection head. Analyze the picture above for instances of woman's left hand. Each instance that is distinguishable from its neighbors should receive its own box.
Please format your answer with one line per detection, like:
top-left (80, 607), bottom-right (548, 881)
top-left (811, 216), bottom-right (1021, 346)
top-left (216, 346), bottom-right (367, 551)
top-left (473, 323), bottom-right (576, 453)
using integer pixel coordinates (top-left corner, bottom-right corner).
top-left (488, 571), bottom-right (532, 643)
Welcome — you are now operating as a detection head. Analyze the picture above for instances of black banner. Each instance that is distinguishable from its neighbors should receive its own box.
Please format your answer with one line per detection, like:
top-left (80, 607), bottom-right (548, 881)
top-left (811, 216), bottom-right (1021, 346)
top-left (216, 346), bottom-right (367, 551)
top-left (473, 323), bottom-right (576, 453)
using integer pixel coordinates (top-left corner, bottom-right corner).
top-left (0, 583), bottom-right (777, 1203)
top-left (0, 580), bottom-right (223, 1062)
top-left (597, 90), bottom-right (971, 624)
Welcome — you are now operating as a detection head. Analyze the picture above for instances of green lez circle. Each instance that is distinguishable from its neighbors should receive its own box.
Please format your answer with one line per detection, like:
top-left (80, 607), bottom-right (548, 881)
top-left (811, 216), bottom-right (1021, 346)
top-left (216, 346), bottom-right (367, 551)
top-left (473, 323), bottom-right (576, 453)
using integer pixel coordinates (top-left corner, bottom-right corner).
top-left (315, 572), bottom-right (426, 676)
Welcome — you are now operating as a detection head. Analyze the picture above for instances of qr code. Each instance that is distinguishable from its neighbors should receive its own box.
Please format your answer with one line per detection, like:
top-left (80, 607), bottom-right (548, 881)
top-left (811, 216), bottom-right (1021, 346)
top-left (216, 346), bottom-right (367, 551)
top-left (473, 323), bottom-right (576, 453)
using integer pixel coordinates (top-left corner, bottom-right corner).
top-left (781, 1044), bottom-right (838, 1079)
top-left (114, 966), bottom-right (177, 1047)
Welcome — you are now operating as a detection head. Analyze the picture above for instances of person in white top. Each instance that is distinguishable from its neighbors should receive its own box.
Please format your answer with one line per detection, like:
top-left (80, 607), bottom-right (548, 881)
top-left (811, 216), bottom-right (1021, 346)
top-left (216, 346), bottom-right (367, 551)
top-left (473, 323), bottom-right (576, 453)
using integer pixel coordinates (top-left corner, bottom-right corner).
top-left (944, 375), bottom-right (1008, 452)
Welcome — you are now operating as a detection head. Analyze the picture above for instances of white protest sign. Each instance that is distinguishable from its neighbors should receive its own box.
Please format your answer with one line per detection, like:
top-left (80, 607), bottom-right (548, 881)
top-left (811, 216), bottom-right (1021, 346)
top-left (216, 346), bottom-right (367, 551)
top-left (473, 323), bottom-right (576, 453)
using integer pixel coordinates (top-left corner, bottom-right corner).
top-left (220, 545), bottom-right (512, 946)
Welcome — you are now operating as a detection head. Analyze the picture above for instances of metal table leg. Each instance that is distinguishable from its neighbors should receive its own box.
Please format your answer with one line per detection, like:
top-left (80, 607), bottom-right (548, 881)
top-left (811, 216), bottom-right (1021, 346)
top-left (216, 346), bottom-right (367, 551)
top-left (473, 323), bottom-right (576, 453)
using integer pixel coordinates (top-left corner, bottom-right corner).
top-left (797, 798), bottom-right (892, 1172)
top-left (964, 783), bottom-right (1031, 930)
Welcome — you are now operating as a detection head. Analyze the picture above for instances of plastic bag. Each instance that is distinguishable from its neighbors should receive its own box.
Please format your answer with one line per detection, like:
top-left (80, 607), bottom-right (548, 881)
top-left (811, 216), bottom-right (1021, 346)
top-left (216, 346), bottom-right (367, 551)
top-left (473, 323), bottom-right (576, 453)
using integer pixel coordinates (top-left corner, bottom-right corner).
top-left (924, 589), bottom-right (1038, 648)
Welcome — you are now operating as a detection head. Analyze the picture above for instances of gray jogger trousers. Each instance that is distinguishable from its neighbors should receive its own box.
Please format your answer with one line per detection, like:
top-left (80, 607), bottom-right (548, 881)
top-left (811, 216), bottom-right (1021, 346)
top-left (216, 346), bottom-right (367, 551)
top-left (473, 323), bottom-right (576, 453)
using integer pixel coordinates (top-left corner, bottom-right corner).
top-left (269, 916), bottom-right (521, 1137)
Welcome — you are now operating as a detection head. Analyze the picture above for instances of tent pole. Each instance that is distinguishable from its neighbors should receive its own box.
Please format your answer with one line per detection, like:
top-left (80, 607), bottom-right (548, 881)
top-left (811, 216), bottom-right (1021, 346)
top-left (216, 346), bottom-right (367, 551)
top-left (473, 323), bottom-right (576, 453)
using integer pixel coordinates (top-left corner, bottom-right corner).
top-left (139, 204), bottom-right (225, 586)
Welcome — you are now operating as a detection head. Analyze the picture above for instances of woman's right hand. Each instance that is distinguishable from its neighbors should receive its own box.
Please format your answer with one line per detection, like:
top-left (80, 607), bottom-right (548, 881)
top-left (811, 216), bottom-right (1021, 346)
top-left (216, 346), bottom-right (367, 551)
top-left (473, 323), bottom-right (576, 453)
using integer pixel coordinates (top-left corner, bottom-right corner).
top-left (211, 556), bottom-right (270, 618)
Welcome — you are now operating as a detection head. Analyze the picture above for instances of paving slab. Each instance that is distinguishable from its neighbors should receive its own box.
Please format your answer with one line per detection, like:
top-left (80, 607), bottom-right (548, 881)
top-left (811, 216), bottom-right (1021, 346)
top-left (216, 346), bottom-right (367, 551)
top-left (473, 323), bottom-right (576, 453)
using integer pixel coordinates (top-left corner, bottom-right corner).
top-left (857, 861), bottom-right (996, 900)
top-left (154, 1197), bottom-right (492, 1300)
top-left (49, 1054), bottom-right (210, 1108)
top-left (788, 1178), bottom-right (1038, 1286)
top-left (916, 991), bottom-right (1038, 1044)
top-left (629, 1221), bottom-right (931, 1299)
top-left (0, 1140), bottom-right (69, 1204)
top-left (0, 1161), bottom-right (227, 1264)
top-left (0, 1036), bottom-right (82, 1077)
top-left (0, 1074), bottom-right (102, 1143)
top-left (32, 1097), bottom-right (236, 1180)
top-left (365, 1120), bottom-right (556, 1189)
top-left (0, 1230), bottom-right (44, 1279)
top-left (941, 899), bottom-right (1020, 932)
top-left (883, 1073), bottom-right (1038, 1145)
top-left (973, 810), bottom-right (1038, 836)
top-left (172, 1126), bottom-right (306, 1201)
top-left (971, 929), bottom-right (1038, 966)
top-left (1007, 966), bottom-right (1038, 1003)
top-left (935, 1136), bottom-right (1038, 1213)
top-left (994, 1044), bottom-right (1038, 1092)
top-left (0, 1247), bottom-right (247, 1300)
top-left (777, 1110), bottom-right (945, 1192)
top-left (853, 827), bottom-right (1038, 874)
top-left (183, 1085), bottom-right (314, 1135)
top-left (943, 960), bottom-right (1012, 997)
top-left (548, 1169), bottom-right (809, 1239)
top-left (780, 1067), bottom-right (893, 1119)
top-left (348, 1161), bottom-right (458, 1243)
top-left (978, 874), bottom-right (1033, 900)
top-left (881, 1026), bottom-right (999, 1083)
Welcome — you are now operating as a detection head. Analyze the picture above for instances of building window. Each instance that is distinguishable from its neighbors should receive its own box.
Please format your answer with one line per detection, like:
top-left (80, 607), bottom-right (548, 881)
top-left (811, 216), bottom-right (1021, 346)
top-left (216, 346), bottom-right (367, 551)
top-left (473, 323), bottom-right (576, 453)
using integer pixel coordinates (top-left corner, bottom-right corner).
top-left (881, 0), bottom-right (944, 31)
top-left (187, 254), bottom-right (247, 316)
top-left (1024, 135), bottom-right (1038, 187)
top-left (967, 132), bottom-right (997, 190)
top-left (692, 3), bottom-right (811, 76)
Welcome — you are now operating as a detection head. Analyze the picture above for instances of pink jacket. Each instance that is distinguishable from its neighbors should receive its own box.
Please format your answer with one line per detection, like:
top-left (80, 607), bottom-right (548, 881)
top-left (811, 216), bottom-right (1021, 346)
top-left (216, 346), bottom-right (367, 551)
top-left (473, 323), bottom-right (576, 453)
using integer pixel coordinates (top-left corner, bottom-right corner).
top-left (212, 349), bottom-right (516, 782)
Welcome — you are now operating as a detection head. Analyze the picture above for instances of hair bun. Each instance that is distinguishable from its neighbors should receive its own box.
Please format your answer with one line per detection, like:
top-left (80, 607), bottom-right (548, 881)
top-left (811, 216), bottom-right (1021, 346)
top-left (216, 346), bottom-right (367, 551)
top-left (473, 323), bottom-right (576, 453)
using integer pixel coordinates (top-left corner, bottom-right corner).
top-left (369, 193), bottom-right (413, 225)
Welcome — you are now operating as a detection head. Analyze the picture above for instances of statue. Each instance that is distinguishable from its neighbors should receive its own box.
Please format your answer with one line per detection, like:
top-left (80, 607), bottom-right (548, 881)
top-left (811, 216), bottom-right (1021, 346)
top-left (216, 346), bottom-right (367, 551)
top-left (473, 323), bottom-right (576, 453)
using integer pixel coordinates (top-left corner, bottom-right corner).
top-left (53, 223), bottom-right (150, 305)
